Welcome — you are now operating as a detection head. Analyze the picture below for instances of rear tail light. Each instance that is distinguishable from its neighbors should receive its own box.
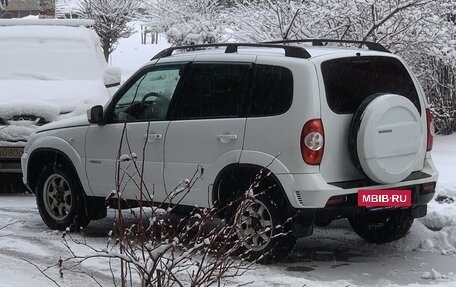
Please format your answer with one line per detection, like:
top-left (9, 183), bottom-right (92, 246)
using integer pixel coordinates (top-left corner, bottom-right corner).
top-left (422, 182), bottom-right (436, 194)
top-left (301, 119), bottom-right (324, 165)
top-left (426, 108), bottom-right (434, 151)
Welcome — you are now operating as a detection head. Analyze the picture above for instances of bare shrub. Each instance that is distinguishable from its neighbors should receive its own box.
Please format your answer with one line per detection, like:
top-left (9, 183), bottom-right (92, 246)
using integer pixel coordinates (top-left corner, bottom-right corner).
top-left (55, 123), bottom-right (272, 287)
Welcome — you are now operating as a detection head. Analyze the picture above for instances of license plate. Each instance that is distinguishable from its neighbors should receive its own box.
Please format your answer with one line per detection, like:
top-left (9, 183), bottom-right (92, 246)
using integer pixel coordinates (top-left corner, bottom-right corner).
top-left (0, 147), bottom-right (24, 159)
top-left (358, 189), bottom-right (412, 207)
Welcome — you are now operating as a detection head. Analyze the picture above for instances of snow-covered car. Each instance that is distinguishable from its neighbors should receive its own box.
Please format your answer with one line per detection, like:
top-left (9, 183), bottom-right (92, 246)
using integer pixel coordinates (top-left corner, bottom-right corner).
top-left (22, 41), bottom-right (438, 263)
top-left (0, 19), bottom-right (120, 174)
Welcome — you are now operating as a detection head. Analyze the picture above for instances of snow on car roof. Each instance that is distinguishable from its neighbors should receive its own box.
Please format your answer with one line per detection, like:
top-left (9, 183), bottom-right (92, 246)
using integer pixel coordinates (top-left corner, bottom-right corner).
top-left (0, 25), bottom-right (99, 47)
top-left (0, 25), bottom-right (106, 82)
top-left (0, 18), bottom-right (94, 27)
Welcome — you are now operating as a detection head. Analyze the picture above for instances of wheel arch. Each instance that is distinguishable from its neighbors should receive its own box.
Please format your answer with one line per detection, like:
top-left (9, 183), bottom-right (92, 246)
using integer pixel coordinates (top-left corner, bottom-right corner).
top-left (28, 148), bottom-right (84, 194)
top-left (26, 134), bottom-right (90, 192)
top-left (212, 163), bottom-right (292, 215)
top-left (28, 147), bottom-right (106, 220)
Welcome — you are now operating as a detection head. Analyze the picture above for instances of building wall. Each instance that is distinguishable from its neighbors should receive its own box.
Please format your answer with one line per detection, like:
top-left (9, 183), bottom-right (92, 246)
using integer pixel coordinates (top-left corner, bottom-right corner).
top-left (1, 0), bottom-right (54, 18)
top-left (7, 0), bottom-right (40, 11)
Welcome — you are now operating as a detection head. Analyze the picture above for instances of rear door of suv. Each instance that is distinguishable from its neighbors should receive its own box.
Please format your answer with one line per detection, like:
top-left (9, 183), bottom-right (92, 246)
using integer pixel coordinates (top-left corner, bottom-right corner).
top-left (164, 58), bottom-right (253, 207)
top-left (316, 54), bottom-right (426, 184)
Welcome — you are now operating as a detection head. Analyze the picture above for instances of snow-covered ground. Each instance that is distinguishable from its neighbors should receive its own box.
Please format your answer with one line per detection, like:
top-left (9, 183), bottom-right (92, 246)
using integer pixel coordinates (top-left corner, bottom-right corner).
top-left (1, 134), bottom-right (455, 287)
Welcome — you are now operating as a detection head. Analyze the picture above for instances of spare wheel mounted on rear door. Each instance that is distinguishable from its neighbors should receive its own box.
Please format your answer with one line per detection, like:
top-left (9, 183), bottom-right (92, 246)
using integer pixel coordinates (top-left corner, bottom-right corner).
top-left (349, 93), bottom-right (424, 184)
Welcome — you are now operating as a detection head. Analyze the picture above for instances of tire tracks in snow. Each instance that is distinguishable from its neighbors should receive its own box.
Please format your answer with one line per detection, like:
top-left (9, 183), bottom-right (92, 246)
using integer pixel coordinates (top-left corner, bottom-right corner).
top-left (0, 206), bottom-right (117, 285)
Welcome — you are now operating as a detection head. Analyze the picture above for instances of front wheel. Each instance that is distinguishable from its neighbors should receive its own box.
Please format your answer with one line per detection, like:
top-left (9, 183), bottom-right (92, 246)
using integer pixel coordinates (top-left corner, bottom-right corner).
top-left (349, 208), bottom-right (413, 243)
top-left (36, 165), bottom-right (89, 231)
top-left (232, 194), bottom-right (296, 264)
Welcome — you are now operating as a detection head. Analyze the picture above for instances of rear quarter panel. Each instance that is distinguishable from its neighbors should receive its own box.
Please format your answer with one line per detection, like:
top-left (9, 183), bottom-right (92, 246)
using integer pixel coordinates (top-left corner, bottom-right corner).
top-left (241, 56), bottom-right (321, 175)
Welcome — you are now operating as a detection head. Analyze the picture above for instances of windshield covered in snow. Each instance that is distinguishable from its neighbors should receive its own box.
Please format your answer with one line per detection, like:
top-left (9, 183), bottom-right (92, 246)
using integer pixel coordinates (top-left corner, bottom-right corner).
top-left (0, 26), bottom-right (107, 81)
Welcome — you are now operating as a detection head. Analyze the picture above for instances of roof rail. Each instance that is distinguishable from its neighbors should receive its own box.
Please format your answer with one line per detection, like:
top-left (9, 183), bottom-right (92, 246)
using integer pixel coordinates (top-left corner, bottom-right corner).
top-left (151, 43), bottom-right (311, 60)
top-left (265, 39), bottom-right (390, 53)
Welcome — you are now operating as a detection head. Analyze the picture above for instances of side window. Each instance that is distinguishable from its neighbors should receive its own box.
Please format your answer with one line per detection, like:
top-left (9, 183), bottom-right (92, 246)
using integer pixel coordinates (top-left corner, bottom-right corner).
top-left (249, 65), bottom-right (293, 117)
top-left (112, 64), bottom-right (185, 122)
top-left (175, 63), bottom-right (251, 119)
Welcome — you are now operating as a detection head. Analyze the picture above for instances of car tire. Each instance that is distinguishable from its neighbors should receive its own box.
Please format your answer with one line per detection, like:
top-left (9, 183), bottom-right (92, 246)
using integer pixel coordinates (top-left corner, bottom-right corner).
top-left (349, 208), bottom-right (413, 243)
top-left (231, 193), bottom-right (296, 264)
top-left (36, 164), bottom-right (90, 231)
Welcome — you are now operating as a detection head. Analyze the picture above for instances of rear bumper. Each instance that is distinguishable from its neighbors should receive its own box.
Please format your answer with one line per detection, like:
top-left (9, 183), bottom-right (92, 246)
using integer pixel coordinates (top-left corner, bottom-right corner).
top-left (294, 183), bottom-right (434, 223)
top-left (288, 182), bottom-right (434, 238)
top-left (291, 203), bottom-right (428, 238)
top-left (278, 158), bottom-right (438, 209)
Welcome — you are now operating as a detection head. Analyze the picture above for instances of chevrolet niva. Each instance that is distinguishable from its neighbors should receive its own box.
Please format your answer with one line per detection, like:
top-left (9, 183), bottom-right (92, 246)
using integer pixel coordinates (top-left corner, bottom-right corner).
top-left (22, 40), bottom-right (438, 262)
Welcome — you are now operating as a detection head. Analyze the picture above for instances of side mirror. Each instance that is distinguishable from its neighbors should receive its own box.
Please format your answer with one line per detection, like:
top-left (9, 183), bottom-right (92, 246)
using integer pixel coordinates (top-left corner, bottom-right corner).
top-left (87, 105), bottom-right (104, 125)
top-left (103, 66), bottom-right (121, 88)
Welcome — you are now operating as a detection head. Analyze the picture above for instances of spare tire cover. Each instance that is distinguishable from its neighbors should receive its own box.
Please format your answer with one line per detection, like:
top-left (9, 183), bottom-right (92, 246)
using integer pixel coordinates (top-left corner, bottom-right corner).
top-left (349, 94), bottom-right (423, 184)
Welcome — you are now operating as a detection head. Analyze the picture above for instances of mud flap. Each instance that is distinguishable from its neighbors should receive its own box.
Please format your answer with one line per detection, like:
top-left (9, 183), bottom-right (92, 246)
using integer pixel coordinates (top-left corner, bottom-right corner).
top-left (85, 196), bottom-right (107, 220)
top-left (411, 205), bottom-right (427, 219)
top-left (292, 221), bottom-right (314, 238)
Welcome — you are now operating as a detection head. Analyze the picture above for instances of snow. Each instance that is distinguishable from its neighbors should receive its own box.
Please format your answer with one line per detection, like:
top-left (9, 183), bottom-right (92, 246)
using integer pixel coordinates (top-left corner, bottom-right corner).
top-left (56, 0), bottom-right (83, 18)
top-left (119, 154), bottom-right (131, 161)
top-left (102, 66), bottom-right (121, 86)
top-left (0, 81), bottom-right (109, 113)
top-left (0, 26), bottom-right (105, 81)
top-left (1, 135), bottom-right (456, 286)
top-left (110, 22), bottom-right (171, 79)
top-left (0, 124), bottom-right (38, 146)
top-left (0, 23), bottom-right (110, 145)
top-left (0, 19), bottom-right (93, 27)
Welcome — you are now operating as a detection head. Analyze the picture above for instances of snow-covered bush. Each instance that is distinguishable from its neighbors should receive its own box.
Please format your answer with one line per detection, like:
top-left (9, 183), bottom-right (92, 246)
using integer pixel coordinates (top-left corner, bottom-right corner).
top-left (55, 0), bottom-right (84, 19)
top-left (143, 0), bottom-right (223, 46)
top-left (423, 57), bottom-right (456, 135)
top-left (79, 0), bottom-right (141, 61)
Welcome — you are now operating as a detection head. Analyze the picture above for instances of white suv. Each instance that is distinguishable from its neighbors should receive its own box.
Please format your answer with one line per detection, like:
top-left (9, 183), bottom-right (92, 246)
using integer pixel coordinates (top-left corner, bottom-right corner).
top-left (22, 41), bottom-right (438, 262)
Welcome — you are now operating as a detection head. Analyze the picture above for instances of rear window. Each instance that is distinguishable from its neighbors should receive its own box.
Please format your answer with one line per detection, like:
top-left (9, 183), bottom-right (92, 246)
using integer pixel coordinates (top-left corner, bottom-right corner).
top-left (321, 56), bottom-right (421, 114)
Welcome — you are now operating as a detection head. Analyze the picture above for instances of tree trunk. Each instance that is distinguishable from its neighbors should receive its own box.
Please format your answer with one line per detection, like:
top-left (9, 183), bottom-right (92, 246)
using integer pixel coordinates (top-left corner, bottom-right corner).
top-left (102, 42), bottom-right (110, 62)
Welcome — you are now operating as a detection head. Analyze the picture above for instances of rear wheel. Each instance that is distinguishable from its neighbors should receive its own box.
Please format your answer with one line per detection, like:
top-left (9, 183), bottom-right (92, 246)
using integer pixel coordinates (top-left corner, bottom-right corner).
top-left (232, 193), bottom-right (296, 264)
top-left (36, 165), bottom-right (89, 231)
top-left (349, 208), bottom-right (413, 243)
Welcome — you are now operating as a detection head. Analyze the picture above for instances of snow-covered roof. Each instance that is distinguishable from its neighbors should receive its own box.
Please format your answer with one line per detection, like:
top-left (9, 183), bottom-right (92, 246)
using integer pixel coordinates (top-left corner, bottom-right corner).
top-left (0, 18), bottom-right (94, 27)
top-left (0, 25), bottom-right (105, 83)
top-left (0, 25), bottom-right (99, 48)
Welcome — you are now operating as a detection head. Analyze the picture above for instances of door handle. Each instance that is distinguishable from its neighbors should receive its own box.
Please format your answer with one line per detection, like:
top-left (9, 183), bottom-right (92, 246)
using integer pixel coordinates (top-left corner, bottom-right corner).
top-left (217, 134), bottom-right (238, 143)
top-left (144, 133), bottom-right (162, 142)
